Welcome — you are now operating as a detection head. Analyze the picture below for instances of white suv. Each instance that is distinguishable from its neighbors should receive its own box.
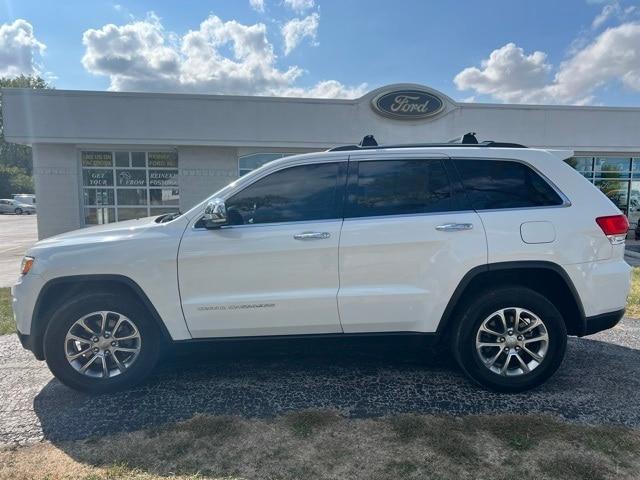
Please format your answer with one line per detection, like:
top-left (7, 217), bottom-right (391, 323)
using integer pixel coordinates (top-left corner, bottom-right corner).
top-left (11, 135), bottom-right (631, 393)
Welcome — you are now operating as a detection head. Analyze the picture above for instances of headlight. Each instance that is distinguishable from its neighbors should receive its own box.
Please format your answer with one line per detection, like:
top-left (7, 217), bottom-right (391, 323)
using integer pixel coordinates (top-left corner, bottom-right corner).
top-left (20, 256), bottom-right (34, 275)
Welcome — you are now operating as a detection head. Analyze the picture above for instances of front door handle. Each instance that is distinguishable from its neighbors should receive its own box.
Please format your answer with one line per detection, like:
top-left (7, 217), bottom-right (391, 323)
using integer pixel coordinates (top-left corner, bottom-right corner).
top-left (293, 231), bottom-right (331, 240)
top-left (435, 223), bottom-right (474, 232)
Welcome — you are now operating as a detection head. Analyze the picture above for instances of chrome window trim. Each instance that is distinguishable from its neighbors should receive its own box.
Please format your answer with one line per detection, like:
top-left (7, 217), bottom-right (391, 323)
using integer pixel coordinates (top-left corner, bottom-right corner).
top-left (343, 210), bottom-right (478, 222)
top-left (192, 217), bottom-right (343, 231)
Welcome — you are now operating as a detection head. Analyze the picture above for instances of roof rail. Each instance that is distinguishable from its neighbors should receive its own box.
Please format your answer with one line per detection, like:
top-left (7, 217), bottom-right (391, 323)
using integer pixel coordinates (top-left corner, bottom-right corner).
top-left (328, 133), bottom-right (527, 152)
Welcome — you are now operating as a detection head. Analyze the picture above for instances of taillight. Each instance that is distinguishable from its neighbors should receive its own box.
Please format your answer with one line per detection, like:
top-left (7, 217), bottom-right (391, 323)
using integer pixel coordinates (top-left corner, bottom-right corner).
top-left (596, 215), bottom-right (629, 245)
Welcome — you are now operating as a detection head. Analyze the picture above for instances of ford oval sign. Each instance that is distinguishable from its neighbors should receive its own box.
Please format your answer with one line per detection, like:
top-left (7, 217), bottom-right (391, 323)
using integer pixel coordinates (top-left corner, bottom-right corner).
top-left (372, 89), bottom-right (444, 120)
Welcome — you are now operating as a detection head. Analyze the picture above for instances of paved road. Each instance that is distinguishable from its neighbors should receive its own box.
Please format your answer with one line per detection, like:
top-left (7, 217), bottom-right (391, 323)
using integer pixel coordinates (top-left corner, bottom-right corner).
top-left (1, 319), bottom-right (639, 446)
top-left (0, 215), bottom-right (38, 288)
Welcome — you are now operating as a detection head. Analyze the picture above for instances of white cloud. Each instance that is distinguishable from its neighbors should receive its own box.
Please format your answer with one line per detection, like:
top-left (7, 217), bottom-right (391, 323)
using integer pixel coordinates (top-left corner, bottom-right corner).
top-left (283, 0), bottom-right (315, 13)
top-left (82, 14), bottom-right (181, 92)
top-left (0, 19), bottom-right (46, 77)
top-left (281, 13), bottom-right (319, 55)
top-left (454, 22), bottom-right (640, 105)
top-left (282, 79), bottom-right (367, 98)
top-left (593, 3), bottom-right (618, 28)
top-left (82, 13), bottom-right (365, 98)
top-left (592, 1), bottom-right (637, 29)
top-left (553, 22), bottom-right (640, 98)
top-left (454, 43), bottom-right (552, 103)
top-left (249, 0), bottom-right (265, 13)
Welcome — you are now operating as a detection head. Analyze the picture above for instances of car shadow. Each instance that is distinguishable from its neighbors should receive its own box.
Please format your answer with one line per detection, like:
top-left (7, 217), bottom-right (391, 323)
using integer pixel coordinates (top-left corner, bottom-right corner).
top-left (33, 335), bottom-right (640, 443)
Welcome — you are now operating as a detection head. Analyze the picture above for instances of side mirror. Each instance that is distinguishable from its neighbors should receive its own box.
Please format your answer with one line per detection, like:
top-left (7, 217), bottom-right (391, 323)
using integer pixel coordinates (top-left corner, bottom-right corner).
top-left (203, 198), bottom-right (227, 229)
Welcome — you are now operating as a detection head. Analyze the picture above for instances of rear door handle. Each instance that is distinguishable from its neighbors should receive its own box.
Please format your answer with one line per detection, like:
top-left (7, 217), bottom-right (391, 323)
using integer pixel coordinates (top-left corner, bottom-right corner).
top-left (435, 223), bottom-right (474, 232)
top-left (293, 231), bottom-right (331, 240)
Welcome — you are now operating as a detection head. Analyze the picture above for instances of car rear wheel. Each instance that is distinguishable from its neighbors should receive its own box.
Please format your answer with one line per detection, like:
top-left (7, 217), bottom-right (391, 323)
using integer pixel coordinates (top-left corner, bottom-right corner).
top-left (14, 207), bottom-right (23, 215)
top-left (43, 292), bottom-right (161, 393)
top-left (451, 286), bottom-right (567, 392)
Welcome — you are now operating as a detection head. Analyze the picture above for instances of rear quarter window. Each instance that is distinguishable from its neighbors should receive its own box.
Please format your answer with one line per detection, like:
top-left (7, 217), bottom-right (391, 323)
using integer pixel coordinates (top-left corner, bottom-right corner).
top-left (453, 159), bottom-right (564, 210)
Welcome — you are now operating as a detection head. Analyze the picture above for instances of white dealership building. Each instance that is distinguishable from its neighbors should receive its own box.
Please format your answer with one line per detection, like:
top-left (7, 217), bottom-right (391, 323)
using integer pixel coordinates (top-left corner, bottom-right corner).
top-left (3, 83), bottom-right (640, 239)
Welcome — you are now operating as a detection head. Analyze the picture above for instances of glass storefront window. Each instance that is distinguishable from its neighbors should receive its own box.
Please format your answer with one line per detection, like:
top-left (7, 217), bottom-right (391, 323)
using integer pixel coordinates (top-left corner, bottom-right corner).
top-left (150, 188), bottom-right (179, 205)
top-left (115, 152), bottom-right (129, 167)
top-left (238, 153), bottom-right (289, 176)
top-left (81, 151), bottom-right (179, 225)
top-left (149, 170), bottom-right (178, 187)
top-left (82, 151), bottom-right (113, 167)
top-left (83, 188), bottom-right (114, 206)
top-left (594, 179), bottom-right (630, 212)
top-left (566, 156), bottom-right (594, 172)
top-left (629, 182), bottom-right (640, 227)
top-left (148, 152), bottom-right (178, 168)
top-left (132, 152), bottom-right (146, 167)
top-left (567, 155), bottom-right (636, 222)
top-left (117, 208), bottom-right (149, 221)
top-left (595, 157), bottom-right (631, 173)
top-left (84, 207), bottom-right (115, 225)
top-left (116, 169), bottom-right (147, 187)
top-left (117, 188), bottom-right (148, 206)
top-left (82, 169), bottom-right (114, 187)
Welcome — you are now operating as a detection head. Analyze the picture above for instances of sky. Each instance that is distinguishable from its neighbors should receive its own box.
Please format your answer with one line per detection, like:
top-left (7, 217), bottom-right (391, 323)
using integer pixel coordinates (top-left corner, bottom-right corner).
top-left (2, 0), bottom-right (640, 106)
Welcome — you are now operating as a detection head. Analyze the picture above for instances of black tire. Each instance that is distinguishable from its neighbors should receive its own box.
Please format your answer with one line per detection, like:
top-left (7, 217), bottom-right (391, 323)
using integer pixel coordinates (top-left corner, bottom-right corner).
top-left (43, 292), bottom-right (161, 393)
top-left (451, 286), bottom-right (567, 393)
top-left (14, 207), bottom-right (23, 215)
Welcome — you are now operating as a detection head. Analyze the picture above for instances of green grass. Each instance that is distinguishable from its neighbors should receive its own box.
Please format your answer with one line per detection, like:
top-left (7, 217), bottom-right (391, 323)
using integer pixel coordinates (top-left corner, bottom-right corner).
top-left (626, 267), bottom-right (640, 318)
top-left (0, 288), bottom-right (15, 336)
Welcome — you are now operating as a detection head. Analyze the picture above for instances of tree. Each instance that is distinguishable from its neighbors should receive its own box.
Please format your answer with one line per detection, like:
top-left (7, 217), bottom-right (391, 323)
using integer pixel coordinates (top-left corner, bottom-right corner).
top-left (0, 75), bottom-right (52, 197)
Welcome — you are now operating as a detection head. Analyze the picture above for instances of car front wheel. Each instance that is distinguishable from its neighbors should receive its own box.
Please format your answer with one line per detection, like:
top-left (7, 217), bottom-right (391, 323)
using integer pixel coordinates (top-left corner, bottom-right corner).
top-left (14, 207), bottom-right (23, 215)
top-left (451, 286), bottom-right (567, 392)
top-left (43, 292), bottom-right (161, 393)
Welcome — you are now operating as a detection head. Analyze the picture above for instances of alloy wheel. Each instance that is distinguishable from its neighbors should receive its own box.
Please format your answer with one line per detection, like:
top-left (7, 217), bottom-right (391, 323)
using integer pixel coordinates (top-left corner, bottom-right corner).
top-left (475, 307), bottom-right (549, 377)
top-left (64, 311), bottom-right (142, 379)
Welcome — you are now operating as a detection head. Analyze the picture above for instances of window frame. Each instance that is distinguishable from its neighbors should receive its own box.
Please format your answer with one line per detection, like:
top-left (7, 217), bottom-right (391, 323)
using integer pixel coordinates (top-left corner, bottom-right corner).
top-left (343, 157), bottom-right (464, 220)
top-left (451, 157), bottom-right (571, 212)
top-left (195, 159), bottom-right (348, 229)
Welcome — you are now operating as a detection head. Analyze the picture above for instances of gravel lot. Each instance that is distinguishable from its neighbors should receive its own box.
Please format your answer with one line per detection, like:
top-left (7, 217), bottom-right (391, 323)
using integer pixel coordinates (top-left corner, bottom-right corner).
top-left (1, 318), bottom-right (639, 446)
top-left (0, 214), bottom-right (38, 288)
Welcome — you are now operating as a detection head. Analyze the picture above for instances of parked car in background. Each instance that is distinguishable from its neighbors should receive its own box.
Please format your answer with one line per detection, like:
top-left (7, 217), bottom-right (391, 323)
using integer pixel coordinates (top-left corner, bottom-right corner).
top-left (12, 194), bottom-right (36, 205)
top-left (0, 199), bottom-right (36, 215)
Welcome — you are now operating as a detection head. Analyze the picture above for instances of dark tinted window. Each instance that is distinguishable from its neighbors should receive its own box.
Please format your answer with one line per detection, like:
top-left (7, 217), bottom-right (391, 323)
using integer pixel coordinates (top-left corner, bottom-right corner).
top-left (454, 159), bottom-right (563, 210)
top-left (346, 159), bottom-right (453, 218)
top-left (226, 162), bottom-right (342, 225)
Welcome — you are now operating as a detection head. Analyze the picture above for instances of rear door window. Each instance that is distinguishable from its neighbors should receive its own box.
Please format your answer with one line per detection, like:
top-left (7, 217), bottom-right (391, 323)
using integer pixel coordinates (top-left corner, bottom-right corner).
top-left (453, 159), bottom-right (564, 210)
top-left (345, 159), bottom-right (454, 218)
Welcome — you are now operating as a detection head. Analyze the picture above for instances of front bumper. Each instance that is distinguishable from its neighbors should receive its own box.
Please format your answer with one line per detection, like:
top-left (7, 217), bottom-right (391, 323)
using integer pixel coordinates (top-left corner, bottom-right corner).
top-left (582, 308), bottom-right (625, 336)
top-left (10, 273), bottom-right (43, 336)
top-left (12, 273), bottom-right (46, 360)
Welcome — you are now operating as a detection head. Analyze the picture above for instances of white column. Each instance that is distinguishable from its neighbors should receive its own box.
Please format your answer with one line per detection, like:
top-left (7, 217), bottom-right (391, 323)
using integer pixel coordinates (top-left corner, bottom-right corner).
top-left (32, 144), bottom-right (81, 239)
